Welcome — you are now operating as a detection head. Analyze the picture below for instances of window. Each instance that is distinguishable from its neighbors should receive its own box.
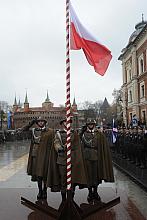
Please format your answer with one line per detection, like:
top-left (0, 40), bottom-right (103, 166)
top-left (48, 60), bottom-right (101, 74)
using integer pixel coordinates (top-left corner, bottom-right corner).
top-left (126, 68), bottom-right (132, 82)
top-left (129, 70), bottom-right (132, 80)
top-left (141, 85), bottom-right (145, 97)
top-left (138, 54), bottom-right (144, 75)
top-left (129, 90), bottom-right (132, 102)
top-left (130, 113), bottom-right (132, 121)
top-left (141, 59), bottom-right (144, 73)
top-left (142, 110), bottom-right (146, 122)
top-left (140, 82), bottom-right (145, 99)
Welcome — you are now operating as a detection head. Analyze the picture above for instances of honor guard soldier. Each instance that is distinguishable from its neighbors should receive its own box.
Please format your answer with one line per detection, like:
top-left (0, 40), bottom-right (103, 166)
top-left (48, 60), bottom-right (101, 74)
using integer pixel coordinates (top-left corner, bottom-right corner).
top-left (81, 118), bottom-right (114, 203)
top-left (17, 116), bottom-right (54, 200)
top-left (54, 118), bottom-right (69, 202)
top-left (47, 118), bottom-right (87, 203)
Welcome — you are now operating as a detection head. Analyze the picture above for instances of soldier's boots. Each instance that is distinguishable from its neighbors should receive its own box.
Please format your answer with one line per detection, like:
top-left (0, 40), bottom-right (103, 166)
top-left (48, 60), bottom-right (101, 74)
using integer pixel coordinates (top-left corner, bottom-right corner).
top-left (37, 189), bottom-right (43, 200)
top-left (87, 193), bottom-right (93, 203)
top-left (42, 185), bottom-right (47, 199)
top-left (93, 192), bottom-right (101, 201)
top-left (61, 192), bottom-right (66, 202)
top-left (72, 186), bottom-right (75, 200)
top-left (93, 186), bottom-right (101, 201)
top-left (87, 187), bottom-right (93, 203)
top-left (37, 177), bottom-right (43, 200)
top-left (87, 187), bottom-right (101, 202)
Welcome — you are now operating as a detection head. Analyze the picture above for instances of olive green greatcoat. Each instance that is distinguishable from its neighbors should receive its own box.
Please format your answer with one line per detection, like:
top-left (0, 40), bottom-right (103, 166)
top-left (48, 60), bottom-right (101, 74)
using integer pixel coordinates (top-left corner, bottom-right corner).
top-left (27, 129), bottom-right (42, 181)
top-left (81, 129), bottom-right (114, 186)
top-left (27, 141), bottom-right (38, 180)
top-left (47, 130), bottom-right (87, 192)
top-left (35, 128), bottom-right (54, 181)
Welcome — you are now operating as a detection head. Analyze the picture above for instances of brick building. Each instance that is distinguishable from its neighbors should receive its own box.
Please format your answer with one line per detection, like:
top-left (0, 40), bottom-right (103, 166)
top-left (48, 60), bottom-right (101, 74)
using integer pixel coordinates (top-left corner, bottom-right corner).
top-left (118, 17), bottom-right (147, 127)
top-left (12, 91), bottom-right (83, 129)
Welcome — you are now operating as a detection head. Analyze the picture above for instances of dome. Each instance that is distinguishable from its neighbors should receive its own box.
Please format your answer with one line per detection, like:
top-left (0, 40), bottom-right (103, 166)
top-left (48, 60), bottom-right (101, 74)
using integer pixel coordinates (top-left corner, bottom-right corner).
top-left (129, 19), bottom-right (147, 43)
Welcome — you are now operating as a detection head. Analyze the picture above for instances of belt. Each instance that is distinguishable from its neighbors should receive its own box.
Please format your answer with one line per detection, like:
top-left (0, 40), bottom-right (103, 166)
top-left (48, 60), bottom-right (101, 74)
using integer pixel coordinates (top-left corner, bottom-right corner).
top-left (84, 146), bottom-right (97, 150)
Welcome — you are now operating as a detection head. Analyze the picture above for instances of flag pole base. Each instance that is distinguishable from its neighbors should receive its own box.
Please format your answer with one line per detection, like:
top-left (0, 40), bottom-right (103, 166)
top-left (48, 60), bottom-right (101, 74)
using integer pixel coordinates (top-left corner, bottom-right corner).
top-left (21, 190), bottom-right (120, 219)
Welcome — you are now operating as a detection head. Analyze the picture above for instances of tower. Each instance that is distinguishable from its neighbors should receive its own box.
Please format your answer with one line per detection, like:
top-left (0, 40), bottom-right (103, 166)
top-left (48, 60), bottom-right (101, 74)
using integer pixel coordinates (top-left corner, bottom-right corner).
top-left (42, 91), bottom-right (54, 110)
top-left (13, 95), bottom-right (18, 112)
top-left (72, 97), bottom-right (77, 112)
top-left (24, 91), bottom-right (29, 112)
top-left (71, 97), bottom-right (78, 129)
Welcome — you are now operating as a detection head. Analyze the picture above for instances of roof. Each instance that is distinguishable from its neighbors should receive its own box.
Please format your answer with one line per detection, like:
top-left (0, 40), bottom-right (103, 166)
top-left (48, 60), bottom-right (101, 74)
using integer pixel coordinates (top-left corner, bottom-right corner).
top-left (118, 21), bottom-right (147, 60)
top-left (15, 106), bottom-right (65, 113)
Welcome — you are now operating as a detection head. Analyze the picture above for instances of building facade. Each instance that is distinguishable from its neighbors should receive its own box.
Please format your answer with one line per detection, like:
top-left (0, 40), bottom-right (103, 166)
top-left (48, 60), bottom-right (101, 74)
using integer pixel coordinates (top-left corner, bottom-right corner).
top-left (12, 92), bottom-right (83, 130)
top-left (118, 18), bottom-right (147, 127)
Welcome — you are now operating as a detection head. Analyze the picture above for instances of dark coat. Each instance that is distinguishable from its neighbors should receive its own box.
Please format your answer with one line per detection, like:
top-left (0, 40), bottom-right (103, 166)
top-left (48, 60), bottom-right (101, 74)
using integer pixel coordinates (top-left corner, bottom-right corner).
top-left (81, 130), bottom-right (114, 185)
top-left (46, 130), bottom-right (87, 192)
top-left (27, 128), bottom-right (42, 180)
top-left (27, 128), bottom-right (54, 182)
top-left (96, 131), bottom-right (114, 182)
top-left (27, 141), bottom-right (38, 180)
top-left (35, 128), bottom-right (54, 181)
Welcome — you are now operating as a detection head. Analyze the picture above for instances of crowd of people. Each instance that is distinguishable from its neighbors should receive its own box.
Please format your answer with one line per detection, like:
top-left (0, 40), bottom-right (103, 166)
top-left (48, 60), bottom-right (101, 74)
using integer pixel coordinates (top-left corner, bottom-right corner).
top-left (0, 129), bottom-right (31, 143)
top-left (105, 126), bottom-right (147, 169)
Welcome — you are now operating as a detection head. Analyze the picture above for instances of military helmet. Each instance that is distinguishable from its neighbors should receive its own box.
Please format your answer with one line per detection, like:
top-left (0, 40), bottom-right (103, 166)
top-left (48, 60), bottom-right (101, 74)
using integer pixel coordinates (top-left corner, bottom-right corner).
top-left (36, 116), bottom-right (47, 123)
top-left (86, 118), bottom-right (96, 125)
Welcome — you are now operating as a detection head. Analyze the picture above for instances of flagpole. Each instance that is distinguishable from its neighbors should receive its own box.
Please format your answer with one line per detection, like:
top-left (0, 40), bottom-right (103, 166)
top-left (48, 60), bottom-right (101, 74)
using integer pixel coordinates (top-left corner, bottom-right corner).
top-left (66, 0), bottom-right (72, 192)
top-left (21, 2), bottom-right (120, 218)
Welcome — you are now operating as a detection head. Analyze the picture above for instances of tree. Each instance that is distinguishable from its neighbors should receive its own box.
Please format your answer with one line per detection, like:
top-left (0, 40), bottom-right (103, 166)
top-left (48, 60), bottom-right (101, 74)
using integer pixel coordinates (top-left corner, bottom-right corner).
top-left (112, 88), bottom-right (123, 126)
top-left (78, 100), bottom-right (103, 123)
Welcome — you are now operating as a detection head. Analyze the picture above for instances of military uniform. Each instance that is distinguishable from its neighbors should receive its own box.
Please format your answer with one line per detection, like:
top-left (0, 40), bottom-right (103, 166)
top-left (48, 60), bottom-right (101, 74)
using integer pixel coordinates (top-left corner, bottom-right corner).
top-left (47, 119), bottom-right (87, 201)
top-left (27, 127), bottom-right (42, 181)
top-left (19, 119), bottom-right (41, 181)
top-left (81, 129), bottom-right (99, 187)
top-left (81, 119), bottom-right (114, 202)
top-left (19, 117), bottom-right (54, 200)
top-left (35, 127), bottom-right (54, 182)
top-left (54, 129), bottom-right (68, 196)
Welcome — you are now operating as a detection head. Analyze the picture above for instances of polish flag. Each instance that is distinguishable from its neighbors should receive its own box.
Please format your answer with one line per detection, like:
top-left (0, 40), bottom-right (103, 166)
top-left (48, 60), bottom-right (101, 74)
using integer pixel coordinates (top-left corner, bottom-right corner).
top-left (69, 2), bottom-right (112, 76)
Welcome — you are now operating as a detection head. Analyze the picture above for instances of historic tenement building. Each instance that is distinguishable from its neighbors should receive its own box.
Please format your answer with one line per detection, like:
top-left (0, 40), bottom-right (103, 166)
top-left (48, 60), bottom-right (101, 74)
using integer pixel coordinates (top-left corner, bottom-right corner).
top-left (118, 17), bottom-right (147, 127)
top-left (12, 92), bottom-right (83, 129)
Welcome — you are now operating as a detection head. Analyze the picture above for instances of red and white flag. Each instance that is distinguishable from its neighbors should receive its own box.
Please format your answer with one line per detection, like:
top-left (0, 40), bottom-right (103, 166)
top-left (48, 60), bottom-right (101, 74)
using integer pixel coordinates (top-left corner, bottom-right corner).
top-left (69, 2), bottom-right (112, 76)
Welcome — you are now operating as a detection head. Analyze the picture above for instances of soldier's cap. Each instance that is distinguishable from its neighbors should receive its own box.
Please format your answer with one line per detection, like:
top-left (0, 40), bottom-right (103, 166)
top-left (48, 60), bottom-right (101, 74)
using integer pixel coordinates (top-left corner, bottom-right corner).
top-left (86, 118), bottom-right (96, 125)
top-left (60, 118), bottom-right (72, 125)
top-left (36, 116), bottom-right (47, 123)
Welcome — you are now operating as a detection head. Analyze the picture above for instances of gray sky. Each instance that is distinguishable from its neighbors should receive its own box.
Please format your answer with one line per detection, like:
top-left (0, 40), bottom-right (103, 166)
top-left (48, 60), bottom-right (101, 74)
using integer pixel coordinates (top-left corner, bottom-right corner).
top-left (0, 0), bottom-right (147, 107)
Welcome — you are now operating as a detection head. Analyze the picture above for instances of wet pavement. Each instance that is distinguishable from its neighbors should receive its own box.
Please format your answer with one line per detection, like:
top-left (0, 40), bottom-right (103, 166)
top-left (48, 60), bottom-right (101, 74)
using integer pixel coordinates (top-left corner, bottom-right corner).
top-left (112, 152), bottom-right (147, 191)
top-left (0, 141), bottom-right (147, 220)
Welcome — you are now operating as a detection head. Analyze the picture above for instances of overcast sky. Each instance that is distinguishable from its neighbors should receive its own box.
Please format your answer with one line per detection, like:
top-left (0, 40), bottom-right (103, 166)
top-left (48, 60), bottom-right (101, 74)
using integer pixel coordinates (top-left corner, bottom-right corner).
top-left (0, 0), bottom-right (147, 107)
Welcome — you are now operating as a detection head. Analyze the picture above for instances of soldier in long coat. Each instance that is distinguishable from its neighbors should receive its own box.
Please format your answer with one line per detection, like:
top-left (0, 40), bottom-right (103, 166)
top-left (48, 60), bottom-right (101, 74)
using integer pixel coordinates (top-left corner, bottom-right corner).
top-left (47, 118), bottom-right (87, 202)
top-left (80, 118), bottom-right (114, 202)
top-left (17, 118), bottom-right (39, 182)
top-left (18, 117), bottom-right (54, 200)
